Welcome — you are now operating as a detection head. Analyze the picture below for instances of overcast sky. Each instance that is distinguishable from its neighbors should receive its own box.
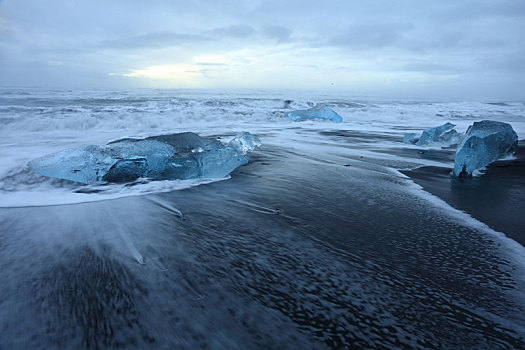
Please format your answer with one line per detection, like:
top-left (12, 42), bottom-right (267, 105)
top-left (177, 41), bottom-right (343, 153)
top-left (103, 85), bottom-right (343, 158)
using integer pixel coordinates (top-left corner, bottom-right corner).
top-left (0, 0), bottom-right (524, 99)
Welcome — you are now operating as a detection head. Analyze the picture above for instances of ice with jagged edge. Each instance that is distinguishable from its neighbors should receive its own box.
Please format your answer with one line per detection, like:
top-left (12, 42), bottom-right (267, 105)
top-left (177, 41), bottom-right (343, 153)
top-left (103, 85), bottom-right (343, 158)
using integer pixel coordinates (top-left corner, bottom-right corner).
top-left (402, 133), bottom-right (420, 144)
top-left (454, 120), bottom-right (518, 177)
top-left (28, 132), bottom-right (261, 184)
top-left (286, 105), bottom-right (343, 122)
top-left (403, 122), bottom-right (462, 146)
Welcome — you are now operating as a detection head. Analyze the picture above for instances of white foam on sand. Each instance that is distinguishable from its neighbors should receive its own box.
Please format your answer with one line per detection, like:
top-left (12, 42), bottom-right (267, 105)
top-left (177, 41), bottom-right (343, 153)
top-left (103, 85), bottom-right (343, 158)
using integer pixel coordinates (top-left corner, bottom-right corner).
top-left (0, 177), bottom-right (229, 208)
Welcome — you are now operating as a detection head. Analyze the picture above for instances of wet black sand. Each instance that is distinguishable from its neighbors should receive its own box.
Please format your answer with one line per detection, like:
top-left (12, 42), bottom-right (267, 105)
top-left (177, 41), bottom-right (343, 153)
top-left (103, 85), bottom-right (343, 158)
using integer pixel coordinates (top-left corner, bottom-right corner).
top-left (1, 142), bottom-right (524, 349)
top-left (401, 141), bottom-right (525, 246)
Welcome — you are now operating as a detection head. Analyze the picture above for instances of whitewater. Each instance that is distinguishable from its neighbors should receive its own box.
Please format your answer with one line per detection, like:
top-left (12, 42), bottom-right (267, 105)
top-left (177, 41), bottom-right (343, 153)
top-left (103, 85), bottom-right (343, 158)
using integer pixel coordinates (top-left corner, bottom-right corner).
top-left (1, 87), bottom-right (525, 349)
top-left (1, 88), bottom-right (524, 206)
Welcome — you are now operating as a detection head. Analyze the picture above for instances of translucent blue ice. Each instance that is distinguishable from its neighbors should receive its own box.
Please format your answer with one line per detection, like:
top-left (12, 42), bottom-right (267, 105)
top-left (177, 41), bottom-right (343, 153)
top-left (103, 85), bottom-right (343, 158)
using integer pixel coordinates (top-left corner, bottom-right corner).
top-left (437, 129), bottom-right (462, 145)
top-left (228, 131), bottom-right (261, 153)
top-left (454, 120), bottom-right (518, 177)
top-left (28, 132), bottom-right (260, 184)
top-left (403, 123), bottom-right (462, 146)
top-left (416, 122), bottom-right (461, 146)
top-left (286, 105), bottom-right (343, 122)
top-left (402, 133), bottom-right (420, 145)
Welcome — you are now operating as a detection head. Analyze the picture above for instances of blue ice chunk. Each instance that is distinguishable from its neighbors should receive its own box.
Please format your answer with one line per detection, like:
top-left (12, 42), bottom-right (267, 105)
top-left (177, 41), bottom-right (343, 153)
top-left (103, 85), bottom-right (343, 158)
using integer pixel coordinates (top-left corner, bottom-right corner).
top-left (453, 120), bottom-right (518, 177)
top-left (416, 122), bottom-right (461, 146)
top-left (28, 132), bottom-right (260, 184)
top-left (439, 129), bottom-right (462, 145)
top-left (286, 105), bottom-right (343, 122)
top-left (161, 132), bottom-right (261, 180)
top-left (104, 140), bottom-right (176, 178)
top-left (402, 133), bottom-right (420, 144)
top-left (28, 140), bottom-right (174, 184)
top-left (114, 132), bottom-right (223, 152)
top-left (228, 131), bottom-right (261, 153)
top-left (104, 158), bottom-right (148, 183)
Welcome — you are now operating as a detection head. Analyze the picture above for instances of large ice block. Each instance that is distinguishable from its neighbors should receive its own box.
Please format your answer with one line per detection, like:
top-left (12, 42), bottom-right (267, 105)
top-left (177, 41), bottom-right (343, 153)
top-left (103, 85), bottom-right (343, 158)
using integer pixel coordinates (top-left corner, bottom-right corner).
top-left (28, 132), bottom-right (260, 184)
top-left (453, 120), bottom-right (518, 177)
top-left (286, 105), bottom-right (343, 122)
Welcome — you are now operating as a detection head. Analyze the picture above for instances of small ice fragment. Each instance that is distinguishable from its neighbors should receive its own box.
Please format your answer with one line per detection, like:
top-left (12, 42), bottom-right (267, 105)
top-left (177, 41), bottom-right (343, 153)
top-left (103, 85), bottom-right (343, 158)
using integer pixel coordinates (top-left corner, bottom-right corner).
top-left (438, 129), bottom-right (462, 145)
top-left (228, 131), bottom-right (261, 154)
top-left (416, 122), bottom-right (460, 146)
top-left (453, 120), bottom-right (518, 177)
top-left (286, 105), bottom-right (343, 122)
top-left (402, 133), bottom-right (420, 145)
top-left (403, 123), bottom-right (462, 146)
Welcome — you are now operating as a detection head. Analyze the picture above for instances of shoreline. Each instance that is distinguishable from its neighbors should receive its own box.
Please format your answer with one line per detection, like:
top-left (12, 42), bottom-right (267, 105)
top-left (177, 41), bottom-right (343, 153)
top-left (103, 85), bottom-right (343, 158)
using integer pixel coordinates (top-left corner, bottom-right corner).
top-left (401, 140), bottom-right (525, 246)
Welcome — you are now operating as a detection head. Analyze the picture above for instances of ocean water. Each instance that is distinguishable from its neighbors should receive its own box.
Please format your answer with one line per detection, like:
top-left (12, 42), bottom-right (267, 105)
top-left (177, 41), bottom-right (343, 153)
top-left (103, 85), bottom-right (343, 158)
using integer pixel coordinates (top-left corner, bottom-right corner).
top-left (0, 88), bottom-right (524, 348)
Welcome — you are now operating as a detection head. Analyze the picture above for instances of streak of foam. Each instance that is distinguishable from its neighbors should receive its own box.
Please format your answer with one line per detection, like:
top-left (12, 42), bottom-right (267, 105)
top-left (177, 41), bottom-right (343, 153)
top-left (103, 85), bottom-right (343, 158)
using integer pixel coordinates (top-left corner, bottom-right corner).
top-left (231, 199), bottom-right (283, 215)
top-left (148, 197), bottom-right (184, 219)
top-left (118, 227), bottom-right (145, 265)
top-left (0, 177), bottom-right (230, 208)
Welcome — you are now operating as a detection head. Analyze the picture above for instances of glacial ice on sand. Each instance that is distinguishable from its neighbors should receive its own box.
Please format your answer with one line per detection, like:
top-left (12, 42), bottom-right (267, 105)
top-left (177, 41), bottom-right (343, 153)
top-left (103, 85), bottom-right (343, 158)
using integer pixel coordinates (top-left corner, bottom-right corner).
top-left (416, 122), bottom-right (462, 146)
top-left (437, 129), bottom-right (462, 145)
top-left (403, 122), bottom-right (462, 146)
top-left (286, 105), bottom-right (343, 122)
top-left (402, 133), bottom-right (420, 145)
top-left (227, 131), bottom-right (261, 153)
top-left (454, 120), bottom-right (518, 177)
top-left (28, 132), bottom-right (260, 184)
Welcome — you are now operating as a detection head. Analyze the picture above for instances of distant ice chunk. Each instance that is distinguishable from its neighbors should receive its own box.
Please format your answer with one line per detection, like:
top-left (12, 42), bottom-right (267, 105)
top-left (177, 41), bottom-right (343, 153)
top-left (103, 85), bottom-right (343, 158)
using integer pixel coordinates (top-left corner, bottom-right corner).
top-left (28, 132), bottom-right (260, 184)
top-left (403, 122), bottom-right (462, 146)
top-left (286, 105), bottom-right (343, 122)
top-left (402, 133), bottom-right (420, 145)
top-left (453, 120), bottom-right (518, 177)
top-left (438, 129), bottom-right (462, 145)
top-left (416, 122), bottom-right (461, 146)
top-left (228, 131), bottom-right (261, 153)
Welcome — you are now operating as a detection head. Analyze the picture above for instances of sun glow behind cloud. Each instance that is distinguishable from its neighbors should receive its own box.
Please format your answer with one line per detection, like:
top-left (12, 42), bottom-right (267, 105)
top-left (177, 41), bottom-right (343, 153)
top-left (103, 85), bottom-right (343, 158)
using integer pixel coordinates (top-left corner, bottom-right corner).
top-left (123, 64), bottom-right (202, 85)
top-left (117, 45), bottom-right (461, 92)
top-left (120, 55), bottom-right (236, 87)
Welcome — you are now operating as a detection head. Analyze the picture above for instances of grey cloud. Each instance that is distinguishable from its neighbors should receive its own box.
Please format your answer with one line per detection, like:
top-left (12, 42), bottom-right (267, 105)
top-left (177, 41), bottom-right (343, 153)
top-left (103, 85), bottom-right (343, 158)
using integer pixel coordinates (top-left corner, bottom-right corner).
top-left (423, 0), bottom-right (525, 22)
top-left (206, 24), bottom-right (255, 38)
top-left (401, 62), bottom-right (461, 73)
top-left (327, 22), bottom-right (411, 50)
top-left (262, 24), bottom-right (292, 43)
top-left (99, 25), bottom-right (257, 50)
top-left (476, 53), bottom-right (525, 73)
top-left (99, 32), bottom-right (213, 49)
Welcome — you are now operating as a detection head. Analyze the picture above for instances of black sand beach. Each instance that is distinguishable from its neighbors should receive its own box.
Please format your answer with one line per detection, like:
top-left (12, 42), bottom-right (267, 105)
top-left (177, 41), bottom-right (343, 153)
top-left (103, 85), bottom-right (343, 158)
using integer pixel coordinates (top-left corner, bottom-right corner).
top-left (2, 0), bottom-right (525, 345)
top-left (1, 141), bottom-right (524, 349)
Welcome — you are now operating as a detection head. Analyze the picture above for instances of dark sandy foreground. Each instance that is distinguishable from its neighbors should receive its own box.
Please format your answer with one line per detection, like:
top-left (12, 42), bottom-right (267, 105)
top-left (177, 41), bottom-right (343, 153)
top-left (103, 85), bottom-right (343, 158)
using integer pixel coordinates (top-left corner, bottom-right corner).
top-left (1, 141), bottom-right (525, 349)
top-left (401, 141), bottom-right (525, 246)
